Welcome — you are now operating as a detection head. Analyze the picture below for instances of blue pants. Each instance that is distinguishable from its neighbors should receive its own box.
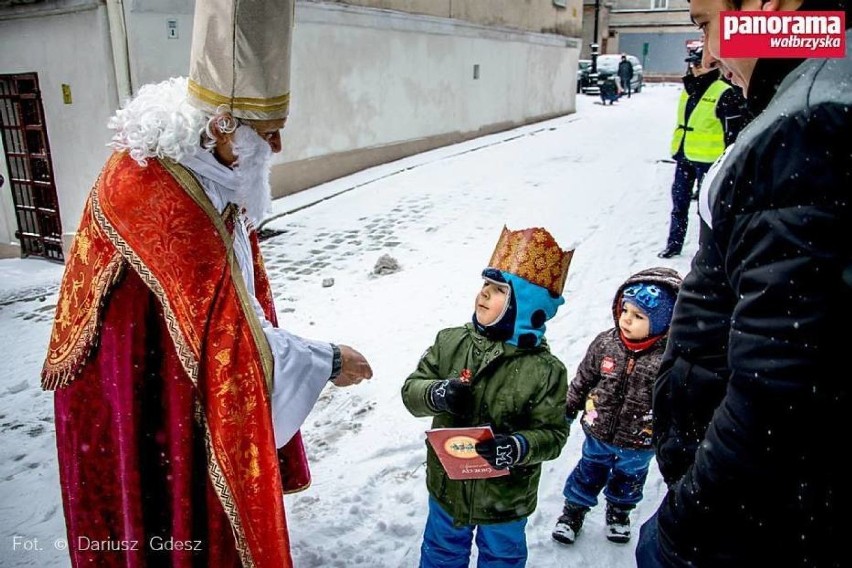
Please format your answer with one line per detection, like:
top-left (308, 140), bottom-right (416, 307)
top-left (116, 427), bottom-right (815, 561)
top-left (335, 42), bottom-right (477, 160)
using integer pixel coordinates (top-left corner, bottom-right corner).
top-left (600, 90), bottom-right (619, 104)
top-left (562, 436), bottom-right (655, 508)
top-left (420, 497), bottom-right (528, 568)
top-left (664, 159), bottom-right (710, 253)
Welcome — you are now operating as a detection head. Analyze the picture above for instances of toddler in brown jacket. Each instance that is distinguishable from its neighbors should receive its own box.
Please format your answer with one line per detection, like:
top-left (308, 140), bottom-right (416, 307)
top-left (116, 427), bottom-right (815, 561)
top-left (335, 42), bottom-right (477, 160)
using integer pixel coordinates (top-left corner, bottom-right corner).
top-left (552, 267), bottom-right (682, 546)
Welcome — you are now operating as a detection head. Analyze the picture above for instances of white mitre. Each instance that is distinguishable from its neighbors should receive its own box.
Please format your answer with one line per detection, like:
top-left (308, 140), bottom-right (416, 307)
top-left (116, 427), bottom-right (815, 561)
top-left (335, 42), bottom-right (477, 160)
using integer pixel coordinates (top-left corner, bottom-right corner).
top-left (187, 0), bottom-right (295, 121)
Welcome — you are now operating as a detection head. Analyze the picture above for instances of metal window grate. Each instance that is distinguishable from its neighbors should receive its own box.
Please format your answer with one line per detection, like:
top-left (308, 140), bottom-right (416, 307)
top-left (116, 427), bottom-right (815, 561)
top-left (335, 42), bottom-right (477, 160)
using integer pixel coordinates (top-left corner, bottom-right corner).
top-left (0, 73), bottom-right (64, 261)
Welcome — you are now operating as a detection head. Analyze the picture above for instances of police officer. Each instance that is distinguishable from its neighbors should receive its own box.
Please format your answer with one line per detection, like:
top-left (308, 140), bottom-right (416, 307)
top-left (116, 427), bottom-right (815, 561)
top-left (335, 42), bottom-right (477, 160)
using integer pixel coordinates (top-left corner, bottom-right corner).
top-left (657, 46), bottom-right (746, 259)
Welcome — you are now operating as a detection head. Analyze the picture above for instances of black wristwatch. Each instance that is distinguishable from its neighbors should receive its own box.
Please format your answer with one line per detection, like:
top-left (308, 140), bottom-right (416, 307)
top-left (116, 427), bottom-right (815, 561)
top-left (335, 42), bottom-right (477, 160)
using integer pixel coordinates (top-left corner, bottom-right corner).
top-left (329, 343), bottom-right (342, 382)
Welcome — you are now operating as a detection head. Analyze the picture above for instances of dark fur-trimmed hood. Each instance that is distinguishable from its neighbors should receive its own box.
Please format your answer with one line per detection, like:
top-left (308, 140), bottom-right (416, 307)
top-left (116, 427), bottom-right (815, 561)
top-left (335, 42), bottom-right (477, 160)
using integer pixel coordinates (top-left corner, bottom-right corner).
top-left (610, 267), bottom-right (683, 328)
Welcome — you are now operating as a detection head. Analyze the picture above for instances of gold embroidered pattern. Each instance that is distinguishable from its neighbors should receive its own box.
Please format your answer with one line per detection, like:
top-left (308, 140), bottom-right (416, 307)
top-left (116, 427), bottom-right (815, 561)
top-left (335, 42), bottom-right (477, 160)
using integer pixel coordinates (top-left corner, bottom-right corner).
top-left (91, 189), bottom-right (201, 386)
top-left (41, 191), bottom-right (127, 390)
top-left (487, 226), bottom-right (574, 296)
top-left (196, 399), bottom-right (255, 568)
top-left (160, 159), bottom-right (274, 391)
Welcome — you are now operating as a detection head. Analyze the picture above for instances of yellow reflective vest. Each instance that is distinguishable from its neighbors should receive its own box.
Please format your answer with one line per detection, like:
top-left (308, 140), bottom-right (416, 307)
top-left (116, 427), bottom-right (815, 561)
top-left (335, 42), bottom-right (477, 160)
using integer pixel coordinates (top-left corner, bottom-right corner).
top-left (670, 79), bottom-right (730, 163)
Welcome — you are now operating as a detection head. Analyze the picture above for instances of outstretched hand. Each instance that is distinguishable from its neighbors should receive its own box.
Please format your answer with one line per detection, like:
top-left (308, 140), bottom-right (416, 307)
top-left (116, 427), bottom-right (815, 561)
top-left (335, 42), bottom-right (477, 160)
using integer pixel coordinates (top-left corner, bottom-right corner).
top-left (332, 344), bottom-right (373, 387)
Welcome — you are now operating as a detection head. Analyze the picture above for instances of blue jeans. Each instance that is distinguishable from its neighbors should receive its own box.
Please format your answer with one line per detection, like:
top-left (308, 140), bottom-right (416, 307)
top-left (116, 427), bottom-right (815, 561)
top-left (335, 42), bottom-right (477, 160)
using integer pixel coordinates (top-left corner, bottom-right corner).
top-left (664, 159), bottom-right (710, 253)
top-left (420, 497), bottom-right (528, 568)
top-left (562, 435), bottom-right (655, 509)
top-left (636, 511), bottom-right (667, 568)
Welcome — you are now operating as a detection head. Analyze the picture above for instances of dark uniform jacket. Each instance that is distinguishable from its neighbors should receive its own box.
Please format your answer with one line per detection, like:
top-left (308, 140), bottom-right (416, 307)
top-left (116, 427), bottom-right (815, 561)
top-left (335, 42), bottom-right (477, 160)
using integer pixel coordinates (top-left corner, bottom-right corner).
top-left (653, 27), bottom-right (852, 568)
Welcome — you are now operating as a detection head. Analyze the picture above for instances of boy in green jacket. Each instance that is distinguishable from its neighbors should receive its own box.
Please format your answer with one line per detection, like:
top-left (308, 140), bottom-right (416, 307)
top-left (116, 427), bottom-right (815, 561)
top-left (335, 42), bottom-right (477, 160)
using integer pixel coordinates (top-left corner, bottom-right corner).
top-left (401, 225), bottom-right (574, 568)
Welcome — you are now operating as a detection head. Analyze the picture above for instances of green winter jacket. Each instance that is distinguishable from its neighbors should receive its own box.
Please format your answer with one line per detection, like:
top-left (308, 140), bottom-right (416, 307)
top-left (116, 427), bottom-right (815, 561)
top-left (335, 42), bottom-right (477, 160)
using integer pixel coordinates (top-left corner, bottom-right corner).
top-left (401, 323), bottom-right (568, 526)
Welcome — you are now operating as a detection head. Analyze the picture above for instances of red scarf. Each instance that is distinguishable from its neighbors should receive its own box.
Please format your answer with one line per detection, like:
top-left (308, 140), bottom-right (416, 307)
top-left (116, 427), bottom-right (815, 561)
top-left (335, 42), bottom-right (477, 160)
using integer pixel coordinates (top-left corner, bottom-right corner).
top-left (619, 330), bottom-right (663, 353)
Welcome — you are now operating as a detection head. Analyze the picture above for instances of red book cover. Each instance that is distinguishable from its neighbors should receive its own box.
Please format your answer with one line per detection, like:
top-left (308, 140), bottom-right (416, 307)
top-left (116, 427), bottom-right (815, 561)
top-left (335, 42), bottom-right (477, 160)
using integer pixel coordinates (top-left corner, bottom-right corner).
top-left (426, 426), bottom-right (510, 480)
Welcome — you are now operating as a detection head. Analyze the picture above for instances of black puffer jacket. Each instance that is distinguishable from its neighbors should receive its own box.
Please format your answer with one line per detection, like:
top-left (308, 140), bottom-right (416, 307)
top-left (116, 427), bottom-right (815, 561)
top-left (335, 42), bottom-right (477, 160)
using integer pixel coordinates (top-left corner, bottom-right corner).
top-left (567, 267), bottom-right (681, 450)
top-left (653, 29), bottom-right (852, 568)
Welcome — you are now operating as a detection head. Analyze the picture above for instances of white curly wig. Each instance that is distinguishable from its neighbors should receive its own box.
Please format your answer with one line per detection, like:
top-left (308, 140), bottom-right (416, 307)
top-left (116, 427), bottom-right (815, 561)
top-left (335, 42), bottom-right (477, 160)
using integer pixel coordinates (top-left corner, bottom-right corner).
top-left (108, 77), bottom-right (209, 166)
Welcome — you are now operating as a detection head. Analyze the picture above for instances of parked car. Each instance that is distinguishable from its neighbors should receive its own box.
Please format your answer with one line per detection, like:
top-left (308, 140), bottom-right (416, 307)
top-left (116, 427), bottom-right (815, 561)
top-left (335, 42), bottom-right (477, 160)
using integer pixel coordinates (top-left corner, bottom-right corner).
top-left (577, 59), bottom-right (592, 93)
top-left (582, 54), bottom-right (644, 95)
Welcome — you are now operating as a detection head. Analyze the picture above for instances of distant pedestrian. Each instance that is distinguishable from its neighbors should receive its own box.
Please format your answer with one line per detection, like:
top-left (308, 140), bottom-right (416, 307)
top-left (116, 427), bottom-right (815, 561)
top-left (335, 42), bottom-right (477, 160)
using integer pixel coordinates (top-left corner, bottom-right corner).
top-left (599, 76), bottom-right (620, 105)
top-left (552, 268), bottom-right (681, 546)
top-left (657, 45), bottom-right (745, 259)
top-left (402, 226), bottom-right (574, 568)
top-left (618, 55), bottom-right (634, 98)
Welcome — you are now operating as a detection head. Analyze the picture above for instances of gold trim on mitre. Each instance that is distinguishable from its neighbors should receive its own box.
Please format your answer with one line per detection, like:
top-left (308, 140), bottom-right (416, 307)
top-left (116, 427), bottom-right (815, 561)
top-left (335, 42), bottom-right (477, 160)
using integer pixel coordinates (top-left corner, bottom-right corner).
top-left (487, 226), bottom-right (574, 296)
top-left (187, 80), bottom-right (290, 115)
top-left (187, 0), bottom-right (295, 121)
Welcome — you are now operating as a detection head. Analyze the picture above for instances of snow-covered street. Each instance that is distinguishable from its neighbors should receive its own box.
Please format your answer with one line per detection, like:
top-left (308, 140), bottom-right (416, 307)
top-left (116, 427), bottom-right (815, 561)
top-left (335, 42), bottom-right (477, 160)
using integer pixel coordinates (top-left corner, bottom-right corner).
top-left (0, 84), bottom-right (698, 568)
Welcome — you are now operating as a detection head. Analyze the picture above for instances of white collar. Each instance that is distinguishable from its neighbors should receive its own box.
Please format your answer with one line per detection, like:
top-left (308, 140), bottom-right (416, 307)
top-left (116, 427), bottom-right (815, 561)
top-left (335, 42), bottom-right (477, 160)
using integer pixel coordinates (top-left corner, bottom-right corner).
top-left (697, 143), bottom-right (736, 229)
top-left (180, 149), bottom-right (240, 193)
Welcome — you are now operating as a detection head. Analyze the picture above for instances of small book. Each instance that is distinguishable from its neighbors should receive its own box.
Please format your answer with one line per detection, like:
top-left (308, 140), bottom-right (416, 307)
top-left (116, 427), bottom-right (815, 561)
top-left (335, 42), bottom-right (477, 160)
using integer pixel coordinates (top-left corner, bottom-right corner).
top-left (426, 426), bottom-right (509, 480)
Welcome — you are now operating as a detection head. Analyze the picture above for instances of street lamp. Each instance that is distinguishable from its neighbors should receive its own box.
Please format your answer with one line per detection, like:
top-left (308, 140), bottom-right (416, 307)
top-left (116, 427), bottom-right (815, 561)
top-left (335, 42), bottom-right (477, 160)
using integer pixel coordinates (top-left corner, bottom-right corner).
top-left (589, 0), bottom-right (602, 84)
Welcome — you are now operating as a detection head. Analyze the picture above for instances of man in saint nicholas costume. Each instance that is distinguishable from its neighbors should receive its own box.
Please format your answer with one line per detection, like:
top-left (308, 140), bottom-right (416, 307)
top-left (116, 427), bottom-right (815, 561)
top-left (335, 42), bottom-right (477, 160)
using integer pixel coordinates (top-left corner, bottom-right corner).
top-left (41, 1), bottom-right (373, 566)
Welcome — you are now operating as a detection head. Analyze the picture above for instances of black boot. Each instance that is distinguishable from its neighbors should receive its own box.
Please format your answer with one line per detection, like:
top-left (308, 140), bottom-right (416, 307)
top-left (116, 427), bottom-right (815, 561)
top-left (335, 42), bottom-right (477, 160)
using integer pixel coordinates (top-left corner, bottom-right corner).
top-left (605, 502), bottom-right (632, 543)
top-left (552, 503), bottom-right (589, 545)
top-left (657, 244), bottom-right (681, 259)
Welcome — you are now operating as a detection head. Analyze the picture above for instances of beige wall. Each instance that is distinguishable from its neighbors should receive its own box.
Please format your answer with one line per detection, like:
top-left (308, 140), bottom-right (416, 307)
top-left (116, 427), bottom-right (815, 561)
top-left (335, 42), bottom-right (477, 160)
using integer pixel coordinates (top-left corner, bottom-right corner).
top-left (0, 5), bottom-right (117, 256)
top-left (610, 9), bottom-right (692, 28)
top-left (1, 0), bottom-right (581, 255)
top-left (581, 2), bottom-right (614, 57)
top-left (614, 0), bottom-right (689, 10)
top-left (0, 131), bottom-right (15, 251)
top-left (275, 2), bottom-right (580, 198)
top-left (329, 0), bottom-right (583, 37)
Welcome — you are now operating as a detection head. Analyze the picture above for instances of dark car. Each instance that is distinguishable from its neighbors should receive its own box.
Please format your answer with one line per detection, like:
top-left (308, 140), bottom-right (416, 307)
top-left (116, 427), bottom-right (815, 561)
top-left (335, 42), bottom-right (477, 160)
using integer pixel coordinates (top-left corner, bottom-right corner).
top-left (577, 59), bottom-right (592, 93)
top-left (582, 54), bottom-right (644, 95)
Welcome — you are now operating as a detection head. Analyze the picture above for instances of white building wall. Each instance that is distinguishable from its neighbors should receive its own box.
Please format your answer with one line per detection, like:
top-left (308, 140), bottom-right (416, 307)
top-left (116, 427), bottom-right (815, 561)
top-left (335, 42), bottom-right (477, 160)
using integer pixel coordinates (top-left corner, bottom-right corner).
top-left (0, 5), bottom-right (117, 252)
top-left (1, 1), bottom-right (579, 254)
top-left (124, 0), bottom-right (194, 89)
top-left (124, 2), bottom-right (579, 170)
top-left (283, 3), bottom-right (578, 163)
top-left (0, 134), bottom-right (15, 252)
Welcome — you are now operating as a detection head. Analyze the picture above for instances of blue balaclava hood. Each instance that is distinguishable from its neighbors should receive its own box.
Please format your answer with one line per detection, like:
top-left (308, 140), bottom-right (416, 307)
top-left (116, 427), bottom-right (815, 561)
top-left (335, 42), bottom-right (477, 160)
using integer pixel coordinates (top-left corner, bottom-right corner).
top-left (473, 268), bottom-right (565, 348)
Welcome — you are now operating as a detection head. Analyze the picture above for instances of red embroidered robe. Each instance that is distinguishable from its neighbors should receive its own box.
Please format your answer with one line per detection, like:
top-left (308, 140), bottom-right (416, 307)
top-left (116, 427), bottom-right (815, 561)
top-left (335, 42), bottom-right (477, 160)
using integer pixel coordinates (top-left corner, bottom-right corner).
top-left (42, 153), bottom-right (310, 567)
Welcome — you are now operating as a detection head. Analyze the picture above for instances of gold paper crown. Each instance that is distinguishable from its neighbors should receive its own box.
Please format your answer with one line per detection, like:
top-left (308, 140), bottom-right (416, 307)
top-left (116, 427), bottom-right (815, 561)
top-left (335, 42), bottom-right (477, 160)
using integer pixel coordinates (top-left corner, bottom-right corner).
top-left (187, 0), bottom-right (295, 120)
top-left (487, 226), bottom-right (574, 296)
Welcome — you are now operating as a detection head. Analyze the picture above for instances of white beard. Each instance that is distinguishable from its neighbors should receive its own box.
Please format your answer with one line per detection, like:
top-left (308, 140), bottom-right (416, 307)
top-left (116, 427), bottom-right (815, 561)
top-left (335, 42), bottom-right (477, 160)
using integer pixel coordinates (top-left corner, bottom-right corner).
top-left (231, 125), bottom-right (273, 228)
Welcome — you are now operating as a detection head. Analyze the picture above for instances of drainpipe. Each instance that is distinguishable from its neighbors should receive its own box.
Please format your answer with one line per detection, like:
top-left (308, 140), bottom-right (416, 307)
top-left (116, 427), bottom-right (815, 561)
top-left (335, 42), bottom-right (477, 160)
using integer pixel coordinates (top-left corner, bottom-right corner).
top-left (105, 0), bottom-right (133, 104)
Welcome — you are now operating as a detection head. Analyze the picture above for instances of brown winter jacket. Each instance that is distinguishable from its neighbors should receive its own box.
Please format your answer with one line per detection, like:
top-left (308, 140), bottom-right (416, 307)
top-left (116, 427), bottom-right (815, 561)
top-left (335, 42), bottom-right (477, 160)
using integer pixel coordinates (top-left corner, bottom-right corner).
top-left (566, 267), bottom-right (682, 450)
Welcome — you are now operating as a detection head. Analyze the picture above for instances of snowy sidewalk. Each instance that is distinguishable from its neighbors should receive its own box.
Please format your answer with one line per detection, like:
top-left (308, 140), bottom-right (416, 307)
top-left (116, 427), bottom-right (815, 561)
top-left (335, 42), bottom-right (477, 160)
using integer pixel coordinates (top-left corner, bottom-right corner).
top-left (0, 84), bottom-right (695, 568)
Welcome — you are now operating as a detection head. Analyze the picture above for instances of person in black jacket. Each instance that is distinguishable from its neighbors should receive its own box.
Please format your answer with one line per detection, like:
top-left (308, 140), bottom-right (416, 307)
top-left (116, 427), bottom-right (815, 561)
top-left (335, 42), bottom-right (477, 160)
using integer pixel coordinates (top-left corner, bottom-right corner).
top-left (657, 47), bottom-right (746, 259)
top-left (617, 55), bottom-right (634, 97)
top-left (636, 0), bottom-right (852, 566)
top-left (599, 75), bottom-right (621, 105)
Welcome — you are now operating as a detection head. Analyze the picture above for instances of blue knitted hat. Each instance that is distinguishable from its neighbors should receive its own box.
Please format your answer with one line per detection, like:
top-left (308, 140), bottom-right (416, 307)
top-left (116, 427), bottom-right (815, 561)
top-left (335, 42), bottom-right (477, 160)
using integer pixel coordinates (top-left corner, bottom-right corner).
top-left (622, 282), bottom-right (676, 336)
